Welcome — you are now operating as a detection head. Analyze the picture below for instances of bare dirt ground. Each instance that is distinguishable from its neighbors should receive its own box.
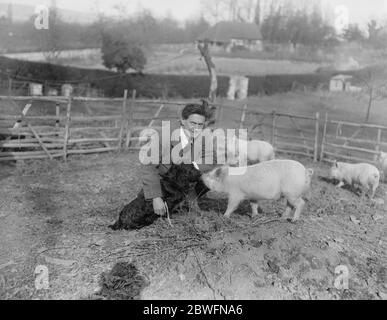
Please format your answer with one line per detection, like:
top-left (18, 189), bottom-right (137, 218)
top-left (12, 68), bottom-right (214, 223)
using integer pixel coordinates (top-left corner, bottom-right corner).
top-left (0, 151), bottom-right (386, 300)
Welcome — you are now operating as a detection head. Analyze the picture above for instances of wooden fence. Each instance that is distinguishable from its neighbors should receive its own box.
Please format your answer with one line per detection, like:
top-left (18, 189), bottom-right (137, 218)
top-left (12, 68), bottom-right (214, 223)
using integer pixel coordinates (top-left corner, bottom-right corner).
top-left (2, 91), bottom-right (386, 165)
top-left (0, 91), bottom-right (182, 161)
top-left (215, 102), bottom-right (320, 161)
top-left (320, 114), bottom-right (387, 164)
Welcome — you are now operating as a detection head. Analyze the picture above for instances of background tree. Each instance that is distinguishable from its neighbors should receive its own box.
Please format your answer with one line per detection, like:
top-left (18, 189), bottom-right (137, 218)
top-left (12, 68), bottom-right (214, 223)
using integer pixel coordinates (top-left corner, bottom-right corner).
top-left (201, 0), bottom-right (258, 23)
top-left (356, 67), bottom-right (387, 123)
top-left (343, 24), bottom-right (365, 42)
top-left (101, 30), bottom-right (147, 73)
top-left (366, 19), bottom-right (387, 49)
top-left (254, 0), bottom-right (261, 26)
top-left (197, 41), bottom-right (217, 102)
top-left (261, 3), bottom-right (335, 49)
top-left (184, 16), bottom-right (210, 42)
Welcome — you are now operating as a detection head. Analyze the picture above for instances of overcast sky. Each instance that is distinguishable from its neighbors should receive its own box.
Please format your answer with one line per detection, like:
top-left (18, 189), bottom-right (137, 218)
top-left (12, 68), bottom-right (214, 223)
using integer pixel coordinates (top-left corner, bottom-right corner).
top-left (2, 0), bottom-right (387, 26)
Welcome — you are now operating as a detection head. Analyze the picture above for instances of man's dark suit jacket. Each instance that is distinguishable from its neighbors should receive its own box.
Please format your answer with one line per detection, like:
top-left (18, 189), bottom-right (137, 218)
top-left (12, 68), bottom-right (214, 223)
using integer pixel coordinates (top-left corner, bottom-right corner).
top-left (139, 120), bottom-right (216, 200)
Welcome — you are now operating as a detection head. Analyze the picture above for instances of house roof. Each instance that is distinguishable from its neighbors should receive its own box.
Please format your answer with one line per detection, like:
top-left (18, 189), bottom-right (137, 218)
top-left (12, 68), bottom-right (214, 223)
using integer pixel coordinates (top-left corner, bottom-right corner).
top-left (331, 74), bottom-right (353, 81)
top-left (197, 21), bottom-right (263, 43)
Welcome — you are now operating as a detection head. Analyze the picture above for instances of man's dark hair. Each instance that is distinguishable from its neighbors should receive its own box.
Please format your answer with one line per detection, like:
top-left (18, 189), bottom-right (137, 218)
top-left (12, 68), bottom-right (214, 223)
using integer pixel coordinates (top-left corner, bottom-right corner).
top-left (181, 100), bottom-right (209, 120)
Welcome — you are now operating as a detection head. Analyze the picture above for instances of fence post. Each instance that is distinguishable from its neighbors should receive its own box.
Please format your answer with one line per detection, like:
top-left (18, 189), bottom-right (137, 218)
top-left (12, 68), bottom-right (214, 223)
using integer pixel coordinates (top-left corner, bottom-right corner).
top-left (271, 111), bottom-right (276, 147)
top-left (216, 104), bottom-right (224, 124)
top-left (375, 128), bottom-right (382, 162)
top-left (240, 104), bottom-right (247, 129)
top-left (125, 90), bottom-right (136, 150)
top-left (8, 78), bottom-right (12, 97)
top-left (55, 103), bottom-right (60, 129)
top-left (320, 112), bottom-right (328, 162)
top-left (118, 89), bottom-right (128, 151)
top-left (63, 96), bottom-right (72, 161)
top-left (314, 112), bottom-right (320, 162)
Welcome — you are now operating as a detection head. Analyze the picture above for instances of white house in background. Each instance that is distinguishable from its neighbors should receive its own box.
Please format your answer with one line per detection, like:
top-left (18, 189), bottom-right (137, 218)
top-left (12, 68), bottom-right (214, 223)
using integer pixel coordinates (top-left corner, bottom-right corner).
top-left (329, 74), bottom-right (362, 93)
top-left (329, 74), bottom-right (353, 92)
top-left (197, 21), bottom-right (263, 52)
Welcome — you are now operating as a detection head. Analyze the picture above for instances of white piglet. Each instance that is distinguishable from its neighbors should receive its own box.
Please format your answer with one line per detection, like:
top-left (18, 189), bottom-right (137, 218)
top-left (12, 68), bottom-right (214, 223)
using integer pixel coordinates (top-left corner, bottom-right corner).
top-left (201, 160), bottom-right (314, 222)
top-left (225, 136), bottom-right (275, 165)
top-left (330, 161), bottom-right (380, 198)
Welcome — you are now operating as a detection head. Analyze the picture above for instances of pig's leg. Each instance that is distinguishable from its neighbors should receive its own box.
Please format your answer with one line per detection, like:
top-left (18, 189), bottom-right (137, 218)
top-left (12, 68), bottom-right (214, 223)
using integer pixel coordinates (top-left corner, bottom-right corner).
top-left (250, 201), bottom-right (260, 218)
top-left (291, 198), bottom-right (305, 222)
top-left (282, 201), bottom-right (293, 220)
top-left (224, 194), bottom-right (243, 218)
top-left (370, 181), bottom-right (379, 199)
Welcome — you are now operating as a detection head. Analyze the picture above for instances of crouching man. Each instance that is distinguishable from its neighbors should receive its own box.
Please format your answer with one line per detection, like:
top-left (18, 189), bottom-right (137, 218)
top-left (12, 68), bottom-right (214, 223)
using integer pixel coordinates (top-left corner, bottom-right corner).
top-left (139, 101), bottom-right (217, 217)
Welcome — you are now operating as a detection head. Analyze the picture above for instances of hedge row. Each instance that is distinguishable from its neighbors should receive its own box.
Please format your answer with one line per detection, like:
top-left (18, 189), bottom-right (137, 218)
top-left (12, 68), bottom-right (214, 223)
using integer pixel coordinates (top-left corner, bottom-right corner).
top-left (0, 56), bottom-right (336, 98)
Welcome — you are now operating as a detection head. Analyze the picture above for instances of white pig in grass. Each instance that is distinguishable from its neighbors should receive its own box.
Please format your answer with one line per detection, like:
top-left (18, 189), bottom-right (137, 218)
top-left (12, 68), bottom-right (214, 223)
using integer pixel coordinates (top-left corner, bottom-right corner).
top-left (201, 160), bottom-right (314, 222)
top-left (330, 161), bottom-right (380, 198)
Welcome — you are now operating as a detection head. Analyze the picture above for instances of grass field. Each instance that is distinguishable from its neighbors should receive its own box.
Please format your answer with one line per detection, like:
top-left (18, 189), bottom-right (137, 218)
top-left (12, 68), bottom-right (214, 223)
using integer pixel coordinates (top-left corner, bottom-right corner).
top-left (145, 52), bottom-right (322, 76)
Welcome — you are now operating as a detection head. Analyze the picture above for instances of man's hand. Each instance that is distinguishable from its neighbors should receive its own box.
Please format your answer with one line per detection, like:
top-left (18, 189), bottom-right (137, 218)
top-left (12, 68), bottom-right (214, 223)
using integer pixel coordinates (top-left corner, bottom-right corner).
top-left (153, 197), bottom-right (166, 216)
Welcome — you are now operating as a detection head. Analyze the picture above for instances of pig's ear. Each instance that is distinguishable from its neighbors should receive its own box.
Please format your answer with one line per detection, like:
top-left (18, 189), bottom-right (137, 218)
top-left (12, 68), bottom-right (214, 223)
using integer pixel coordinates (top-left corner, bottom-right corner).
top-left (215, 167), bottom-right (225, 180)
top-left (215, 167), bottom-right (223, 178)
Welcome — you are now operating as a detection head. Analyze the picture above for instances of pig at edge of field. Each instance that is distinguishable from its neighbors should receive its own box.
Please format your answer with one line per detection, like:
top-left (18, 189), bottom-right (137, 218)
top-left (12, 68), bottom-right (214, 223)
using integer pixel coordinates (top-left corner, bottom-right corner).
top-left (330, 161), bottom-right (380, 198)
top-left (201, 159), bottom-right (314, 222)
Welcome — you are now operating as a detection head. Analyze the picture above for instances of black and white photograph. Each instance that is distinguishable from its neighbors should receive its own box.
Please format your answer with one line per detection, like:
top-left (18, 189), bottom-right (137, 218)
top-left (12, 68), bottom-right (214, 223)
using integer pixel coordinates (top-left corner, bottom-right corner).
top-left (0, 0), bottom-right (386, 302)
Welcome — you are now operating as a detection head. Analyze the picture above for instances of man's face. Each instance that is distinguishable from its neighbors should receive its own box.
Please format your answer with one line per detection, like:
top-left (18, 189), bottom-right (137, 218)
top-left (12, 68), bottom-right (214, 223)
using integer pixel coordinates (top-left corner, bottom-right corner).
top-left (182, 114), bottom-right (206, 139)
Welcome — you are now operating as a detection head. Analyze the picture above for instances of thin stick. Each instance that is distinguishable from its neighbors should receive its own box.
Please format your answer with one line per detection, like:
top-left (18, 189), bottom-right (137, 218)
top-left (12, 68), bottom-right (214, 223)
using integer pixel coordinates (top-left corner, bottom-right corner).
top-left (13, 103), bottom-right (32, 129)
top-left (164, 201), bottom-right (173, 228)
top-left (251, 218), bottom-right (281, 226)
top-left (124, 90), bottom-right (136, 150)
top-left (63, 97), bottom-right (72, 161)
top-left (314, 112), bottom-right (320, 162)
top-left (239, 104), bottom-right (247, 129)
top-left (27, 124), bottom-right (53, 160)
top-left (148, 104), bottom-right (164, 128)
top-left (320, 112), bottom-right (328, 161)
top-left (271, 111), bottom-right (276, 146)
top-left (118, 89), bottom-right (128, 151)
top-left (55, 103), bottom-right (60, 128)
top-left (375, 128), bottom-right (382, 162)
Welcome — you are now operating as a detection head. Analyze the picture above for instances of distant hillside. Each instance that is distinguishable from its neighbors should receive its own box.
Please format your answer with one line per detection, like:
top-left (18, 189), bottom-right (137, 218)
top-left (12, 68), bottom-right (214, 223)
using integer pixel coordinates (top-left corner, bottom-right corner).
top-left (0, 3), bottom-right (97, 24)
